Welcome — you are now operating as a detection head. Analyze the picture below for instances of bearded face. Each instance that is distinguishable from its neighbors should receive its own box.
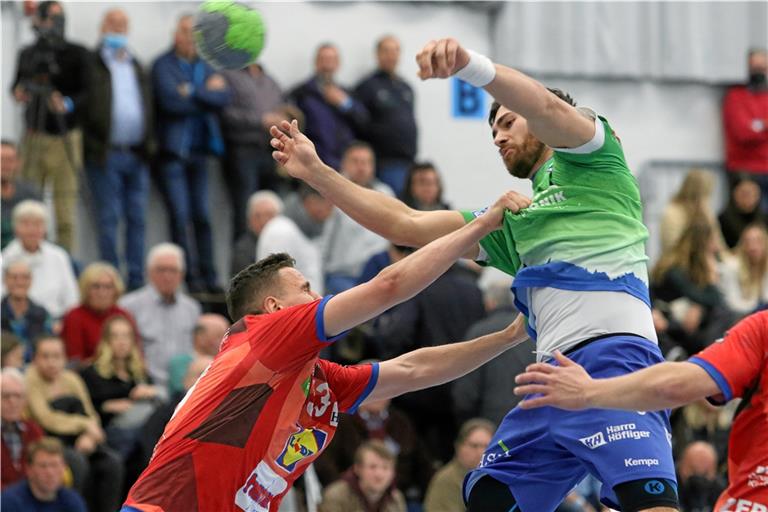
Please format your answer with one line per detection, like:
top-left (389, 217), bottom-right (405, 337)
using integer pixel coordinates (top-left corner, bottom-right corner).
top-left (502, 133), bottom-right (547, 179)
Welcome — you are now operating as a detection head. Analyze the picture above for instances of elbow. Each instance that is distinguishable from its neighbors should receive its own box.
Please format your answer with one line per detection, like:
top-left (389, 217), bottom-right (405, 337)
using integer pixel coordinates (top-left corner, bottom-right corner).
top-left (371, 267), bottom-right (403, 304)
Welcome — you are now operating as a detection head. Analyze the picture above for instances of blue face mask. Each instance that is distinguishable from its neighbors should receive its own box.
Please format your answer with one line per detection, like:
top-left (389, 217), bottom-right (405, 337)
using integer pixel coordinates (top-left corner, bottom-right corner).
top-left (103, 33), bottom-right (127, 50)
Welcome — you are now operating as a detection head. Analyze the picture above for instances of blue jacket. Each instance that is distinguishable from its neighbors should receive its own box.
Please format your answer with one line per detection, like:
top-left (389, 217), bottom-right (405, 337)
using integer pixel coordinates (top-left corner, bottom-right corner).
top-left (151, 49), bottom-right (230, 158)
top-left (1, 480), bottom-right (87, 512)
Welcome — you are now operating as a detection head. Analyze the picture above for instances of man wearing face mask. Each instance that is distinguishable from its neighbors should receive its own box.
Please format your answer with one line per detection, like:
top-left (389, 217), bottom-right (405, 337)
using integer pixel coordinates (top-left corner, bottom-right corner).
top-left (10, 1), bottom-right (89, 253)
top-left (81, 8), bottom-right (154, 292)
top-left (723, 48), bottom-right (768, 213)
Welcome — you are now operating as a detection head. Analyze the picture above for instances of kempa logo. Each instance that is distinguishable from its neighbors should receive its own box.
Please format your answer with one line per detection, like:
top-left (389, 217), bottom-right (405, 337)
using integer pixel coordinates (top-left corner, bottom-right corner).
top-left (625, 458), bottom-right (659, 468)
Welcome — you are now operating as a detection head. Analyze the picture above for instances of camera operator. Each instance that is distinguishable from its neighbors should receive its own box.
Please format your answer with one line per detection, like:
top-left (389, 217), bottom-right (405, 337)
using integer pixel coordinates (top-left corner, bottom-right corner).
top-left (11, 1), bottom-right (89, 253)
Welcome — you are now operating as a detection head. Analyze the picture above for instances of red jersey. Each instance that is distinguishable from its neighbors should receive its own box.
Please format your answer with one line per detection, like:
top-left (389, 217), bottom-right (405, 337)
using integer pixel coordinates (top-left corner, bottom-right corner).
top-left (124, 297), bottom-right (378, 512)
top-left (723, 85), bottom-right (768, 174)
top-left (689, 311), bottom-right (768, 512)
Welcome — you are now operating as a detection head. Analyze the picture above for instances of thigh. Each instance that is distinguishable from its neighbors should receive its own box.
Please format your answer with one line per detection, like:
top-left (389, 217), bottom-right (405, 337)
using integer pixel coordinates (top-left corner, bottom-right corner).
top-left (160, 156), bottom-right (190, 218)
top-left (121, 154), bottom-right (149, 217)
top-left (187, 154), bottom-right (211, 217)
top-left (464, 404), bottom-right (587, 512)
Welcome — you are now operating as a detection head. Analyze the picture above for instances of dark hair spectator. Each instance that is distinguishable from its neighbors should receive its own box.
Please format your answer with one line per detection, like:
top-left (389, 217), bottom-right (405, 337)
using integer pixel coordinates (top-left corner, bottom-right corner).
top-left (1, 332), bottom-right (25, 369)
top-left (423, 419), bottom-right (495, 512)
top-left (24, 336), bottom-right (123, 512)
top-left (718, 174), bottom-right (767, 248)
top-left (319, 439), bottom-right (406, 512)
top-left (1, 140), bottom-right (41, 250)
top-left (167, 313), bottom-right (229, 397)
top-left (283, 182), bottom-right (334, 240)
top-left (1, 436), bottom-right (87, 512)
top-left (10, 0), bottom-right (89, 252)
top-left (400, 162), bottom-right (450, 211)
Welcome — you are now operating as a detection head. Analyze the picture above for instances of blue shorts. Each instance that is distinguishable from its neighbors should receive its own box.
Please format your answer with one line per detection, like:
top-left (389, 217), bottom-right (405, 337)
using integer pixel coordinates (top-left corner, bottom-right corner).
top-left (463, 335), bottom-right (677, 511)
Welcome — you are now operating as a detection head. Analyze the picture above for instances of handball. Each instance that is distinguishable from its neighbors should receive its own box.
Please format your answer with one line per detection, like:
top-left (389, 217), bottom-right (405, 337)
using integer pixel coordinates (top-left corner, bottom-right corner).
top-left (193, 1), bottom-right (266, 69)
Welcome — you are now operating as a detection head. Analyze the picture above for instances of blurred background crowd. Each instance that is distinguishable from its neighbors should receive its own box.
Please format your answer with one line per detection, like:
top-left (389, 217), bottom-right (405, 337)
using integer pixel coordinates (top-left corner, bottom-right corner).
top-left (0, 1), bottom-right (766, 511)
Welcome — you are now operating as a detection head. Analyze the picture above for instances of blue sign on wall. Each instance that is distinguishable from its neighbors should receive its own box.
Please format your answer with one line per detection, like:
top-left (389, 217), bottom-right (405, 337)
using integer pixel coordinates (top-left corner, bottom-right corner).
top-left (452, 77), bottom-right (487, 119)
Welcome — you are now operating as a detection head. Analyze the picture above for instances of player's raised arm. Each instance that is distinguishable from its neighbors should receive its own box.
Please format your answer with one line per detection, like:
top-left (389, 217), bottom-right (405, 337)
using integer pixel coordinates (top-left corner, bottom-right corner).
top-left (416, 38), bottom-right (595, 149)
top-left (270, 120), bottom-right (530, 249)
top-left (512, 352), bottom-right (720, 411)
top-left (320, 192), bottom-right (522, 337)
top-left (365, 315), bottom-right (528, 403)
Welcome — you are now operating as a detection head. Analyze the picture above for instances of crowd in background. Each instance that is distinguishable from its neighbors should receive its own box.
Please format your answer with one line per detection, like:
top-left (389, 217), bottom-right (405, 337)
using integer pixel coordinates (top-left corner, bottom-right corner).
top-left (1, 2), bottom-right (767, 512)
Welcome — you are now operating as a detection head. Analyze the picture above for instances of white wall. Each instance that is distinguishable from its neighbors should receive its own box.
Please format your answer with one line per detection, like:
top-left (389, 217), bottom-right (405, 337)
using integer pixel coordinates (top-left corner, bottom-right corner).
top-left (0, 1), bottom-right (733, 279)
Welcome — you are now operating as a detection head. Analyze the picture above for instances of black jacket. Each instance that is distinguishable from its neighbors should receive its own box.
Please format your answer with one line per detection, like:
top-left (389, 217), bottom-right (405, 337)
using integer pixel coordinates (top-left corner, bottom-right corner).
top-left (81, 47), bottom-right (154, 165)
top-left (12, 39), bottom-right (89, 135)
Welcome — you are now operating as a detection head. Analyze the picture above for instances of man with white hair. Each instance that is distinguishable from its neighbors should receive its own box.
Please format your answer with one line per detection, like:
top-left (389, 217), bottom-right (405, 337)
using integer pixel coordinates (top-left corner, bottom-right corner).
top-left (1, 367), bottom-right (44, 489)
top-left (230, 191), bottom-right (283, 278)
top-left (1, 200), bottom-right (78, 318)
top-left (119, 243), bottom-right (201, 386)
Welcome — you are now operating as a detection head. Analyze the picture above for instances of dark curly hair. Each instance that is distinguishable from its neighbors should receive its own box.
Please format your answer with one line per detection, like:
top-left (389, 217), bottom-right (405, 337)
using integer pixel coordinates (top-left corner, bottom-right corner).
top-left (227, 253), bottom-right (295, 320)
top-left (488, 87), bottom-right (577, 127)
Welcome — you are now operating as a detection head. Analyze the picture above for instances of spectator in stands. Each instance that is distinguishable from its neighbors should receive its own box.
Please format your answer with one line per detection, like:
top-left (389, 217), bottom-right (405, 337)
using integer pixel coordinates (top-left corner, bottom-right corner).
top-left (11, 1), bottom-right (88, 252)
top-left (718, 222), bottom-right (768, 316)
top-left (220, 63), bottom-right (286, 239)
top-left (289, 43), bottom-right (368, 170)
top-left (82, 9), bottom-right (154, 292)
top-left (1, 200), bottom-right (78, 319)
top-left (1, 140), bottom-right (41, 250)
top-left (283, 183), bottom-right (334, 240)
top-left (400, 162), bottom-right (450, 212)
top-left (651, 221), bottom-right (735, 355)
top-left (354, 36), bottom-right (417, 195)
top-left (718, 174), bottom-right (766, 249)
top-left (120, 243), bottom-right (201, 387)
top-left (322, 142), bottom-right (393, 293)
top-left (80, 315), bottom-right (160, 459)
top-left (0, 437), bottom-right (86, 512)
top-left (423, 418), bottom-right (494, 512)
top-left (375, 264), bottom-right (484, 462)
top-left (315, 394), bottom-right (434, 506)
top-left (320, 440), bottom-right (406, 512)
top-left (677, 441), bottom-right (726, 512)
top-left (25, 336), bottom-right (123, 512)
top-left (257, 213), bottom-right (324, 295)
top-left (452, 280), bottom-right (533, 425)
top-left (660, 168), bottom-right (723, 253)
top-left (723, 48), bottom-right (768, 210)
top-left (167, 313), bottom-right (229, 398)
top-left (1, 333), bottom-right (25, 369)
top-left (1, 260), bottom-right (52, 362)
top-left (1, 367), bottom-right (44, 489)
top-left (61, 262), bottom-right (135, 365)
top-left (152, 13), bottom-right (230, 294)
top-left (230, 191), bottom-right (281, 278)
top-left (358, 244), bottom-right (413, 286)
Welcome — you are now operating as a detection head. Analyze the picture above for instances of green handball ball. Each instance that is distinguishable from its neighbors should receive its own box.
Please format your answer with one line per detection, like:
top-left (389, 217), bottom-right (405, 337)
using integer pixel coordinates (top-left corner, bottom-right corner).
top-left (194, 1), bottom-right (266, 69)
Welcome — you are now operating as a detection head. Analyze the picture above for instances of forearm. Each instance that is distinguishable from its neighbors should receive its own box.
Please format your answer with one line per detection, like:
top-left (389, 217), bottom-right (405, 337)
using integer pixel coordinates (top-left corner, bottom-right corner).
top-left (399, 329), bottom-right (524, 392)
top-left (585, 362), bottom-right (712, 411)
top-left (305, 161), bottom-right (421, 246)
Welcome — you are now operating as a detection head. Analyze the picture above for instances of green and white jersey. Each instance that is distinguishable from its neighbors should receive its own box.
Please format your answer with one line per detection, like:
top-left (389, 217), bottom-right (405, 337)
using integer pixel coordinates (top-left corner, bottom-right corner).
top-left (461, 111), bottom-right (656, 358)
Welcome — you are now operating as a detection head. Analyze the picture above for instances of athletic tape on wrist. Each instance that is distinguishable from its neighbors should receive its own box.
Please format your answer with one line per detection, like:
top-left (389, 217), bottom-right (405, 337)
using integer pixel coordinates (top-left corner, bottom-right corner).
top-left (454, 49), bottom-right (496, 88)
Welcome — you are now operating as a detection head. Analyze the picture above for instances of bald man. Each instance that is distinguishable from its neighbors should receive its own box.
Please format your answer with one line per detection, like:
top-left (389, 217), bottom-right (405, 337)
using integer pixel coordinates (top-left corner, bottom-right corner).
top-left (82, 8), bottom-right (153, 291)
top-left (167, 313), bottom-right (231, 397)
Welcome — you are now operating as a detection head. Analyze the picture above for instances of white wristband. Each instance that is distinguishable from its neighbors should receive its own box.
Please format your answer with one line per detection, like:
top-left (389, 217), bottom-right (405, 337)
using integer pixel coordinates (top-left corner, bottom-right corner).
top-left (454, 49), bottom-right (496, 88)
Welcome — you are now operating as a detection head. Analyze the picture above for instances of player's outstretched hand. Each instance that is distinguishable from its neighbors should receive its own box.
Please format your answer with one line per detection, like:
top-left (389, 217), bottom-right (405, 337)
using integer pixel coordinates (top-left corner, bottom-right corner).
top-left (513, 351), bottom-right (594, 411)
top-left (478, 190), bottom-right (531, 231)
top-left (416, 38), bottom-right (470, 80)
top-left (270, 120), bottom-right (322, 181)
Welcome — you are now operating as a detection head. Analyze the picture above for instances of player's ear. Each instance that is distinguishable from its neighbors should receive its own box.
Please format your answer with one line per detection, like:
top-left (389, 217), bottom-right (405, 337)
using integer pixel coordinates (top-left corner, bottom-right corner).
top-left (262, 296), bottom-right (282, 314)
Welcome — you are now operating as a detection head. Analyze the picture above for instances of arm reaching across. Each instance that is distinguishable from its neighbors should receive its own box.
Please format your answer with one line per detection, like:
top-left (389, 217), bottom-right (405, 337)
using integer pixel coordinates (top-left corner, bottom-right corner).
top-left (270, 120), bottom-right (530, 249)
top-left (321, 191), bottom-right (519, 336)
top-left (415, 38), bottom-right (595, 149)
top-left (366, 314), bottom-right (527, 403)
top-left (512, 351), bottom-right (720, 412)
